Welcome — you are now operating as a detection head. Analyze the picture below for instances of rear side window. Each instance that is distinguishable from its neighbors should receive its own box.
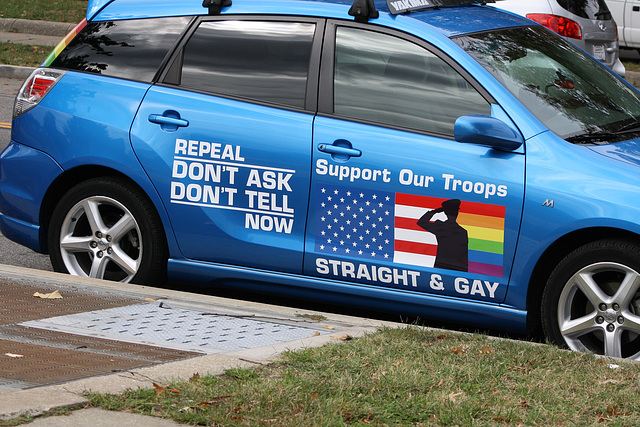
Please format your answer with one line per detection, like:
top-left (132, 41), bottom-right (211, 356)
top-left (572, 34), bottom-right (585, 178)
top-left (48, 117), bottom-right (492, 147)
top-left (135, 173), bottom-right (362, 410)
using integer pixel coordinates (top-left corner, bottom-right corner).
top-left (51, 17), bottom-right (191, 82)
top-left (178, 20), bottom-right (316, 108)
top-left (557, 0), bottom-right (611, 20)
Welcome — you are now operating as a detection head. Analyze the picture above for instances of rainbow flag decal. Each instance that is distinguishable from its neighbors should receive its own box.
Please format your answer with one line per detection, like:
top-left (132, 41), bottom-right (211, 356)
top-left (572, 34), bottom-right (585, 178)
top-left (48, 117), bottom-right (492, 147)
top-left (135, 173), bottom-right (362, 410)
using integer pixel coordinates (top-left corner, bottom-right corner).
top-left (42, 18), bottom-right (87, 67)
top-left (314, 185), bottom-right (505, 277)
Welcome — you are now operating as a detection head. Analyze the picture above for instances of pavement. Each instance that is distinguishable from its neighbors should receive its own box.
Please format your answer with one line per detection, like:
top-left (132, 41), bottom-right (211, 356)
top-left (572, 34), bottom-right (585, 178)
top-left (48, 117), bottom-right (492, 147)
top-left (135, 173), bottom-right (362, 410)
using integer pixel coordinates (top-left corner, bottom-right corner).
top-left (0, 265), bottom-right (393, 425)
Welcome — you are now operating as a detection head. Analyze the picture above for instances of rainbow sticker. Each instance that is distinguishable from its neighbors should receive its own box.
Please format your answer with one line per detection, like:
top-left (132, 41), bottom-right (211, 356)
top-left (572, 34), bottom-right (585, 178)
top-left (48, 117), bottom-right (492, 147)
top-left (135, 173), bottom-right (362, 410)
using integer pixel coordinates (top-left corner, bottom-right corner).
top-left (314, 186), bottom-right (506, 278)
top-left (42, 18), bottom-right (87, 67)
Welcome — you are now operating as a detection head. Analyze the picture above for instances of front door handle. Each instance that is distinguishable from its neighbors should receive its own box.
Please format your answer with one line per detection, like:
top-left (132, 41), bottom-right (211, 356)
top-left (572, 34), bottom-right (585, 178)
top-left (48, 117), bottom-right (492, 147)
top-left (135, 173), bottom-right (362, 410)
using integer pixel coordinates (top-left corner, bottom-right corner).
top-left (318, 140), bottom-right (362, 160)
top-left (148, 110), bottom-right (189, 131)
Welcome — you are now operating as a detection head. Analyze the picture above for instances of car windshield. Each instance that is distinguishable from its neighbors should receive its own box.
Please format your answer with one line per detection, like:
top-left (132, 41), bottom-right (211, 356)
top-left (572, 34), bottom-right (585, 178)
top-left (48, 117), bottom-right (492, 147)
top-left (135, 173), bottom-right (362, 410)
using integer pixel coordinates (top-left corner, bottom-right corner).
top-left (453, 26), bottom-right (640, 143)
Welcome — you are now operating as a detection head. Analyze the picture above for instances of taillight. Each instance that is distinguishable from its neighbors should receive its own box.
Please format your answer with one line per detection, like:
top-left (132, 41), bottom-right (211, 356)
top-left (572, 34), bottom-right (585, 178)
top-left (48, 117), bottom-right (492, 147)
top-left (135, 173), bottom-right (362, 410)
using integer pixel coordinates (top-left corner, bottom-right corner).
top-left (526, 13), bottom-right (583, 39)
top-left (13, 68), bottom-right (66, 118)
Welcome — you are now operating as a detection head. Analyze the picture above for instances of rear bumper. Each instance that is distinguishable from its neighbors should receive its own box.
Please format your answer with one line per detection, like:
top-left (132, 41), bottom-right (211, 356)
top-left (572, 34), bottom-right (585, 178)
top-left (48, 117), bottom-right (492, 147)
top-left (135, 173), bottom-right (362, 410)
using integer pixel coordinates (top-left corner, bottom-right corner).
top-left (0, 142), bottom-right (63, 253)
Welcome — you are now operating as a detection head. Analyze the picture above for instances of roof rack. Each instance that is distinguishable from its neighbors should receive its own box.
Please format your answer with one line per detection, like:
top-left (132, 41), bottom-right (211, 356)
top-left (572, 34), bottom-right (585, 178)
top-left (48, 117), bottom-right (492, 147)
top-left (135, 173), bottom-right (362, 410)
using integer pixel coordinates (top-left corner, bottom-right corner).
top-left (202, 0), bottom-right (232, 15)
top-left (387, 0), bottom-right (494, 15)
top-left (349, 0), bottom-right (379, 23)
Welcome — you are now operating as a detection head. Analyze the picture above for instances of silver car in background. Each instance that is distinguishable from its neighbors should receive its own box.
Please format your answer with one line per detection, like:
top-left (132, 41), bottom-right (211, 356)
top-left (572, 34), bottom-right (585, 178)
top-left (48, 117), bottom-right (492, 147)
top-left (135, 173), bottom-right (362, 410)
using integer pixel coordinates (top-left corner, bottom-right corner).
top-left (493, 0), bottom-right (625, 76)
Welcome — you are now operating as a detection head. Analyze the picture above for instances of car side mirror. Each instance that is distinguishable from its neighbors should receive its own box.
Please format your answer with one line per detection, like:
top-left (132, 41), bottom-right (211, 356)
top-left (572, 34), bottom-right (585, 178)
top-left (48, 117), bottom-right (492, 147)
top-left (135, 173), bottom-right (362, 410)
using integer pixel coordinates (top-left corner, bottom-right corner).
top-left (454, 115), bottom-right (523, 151)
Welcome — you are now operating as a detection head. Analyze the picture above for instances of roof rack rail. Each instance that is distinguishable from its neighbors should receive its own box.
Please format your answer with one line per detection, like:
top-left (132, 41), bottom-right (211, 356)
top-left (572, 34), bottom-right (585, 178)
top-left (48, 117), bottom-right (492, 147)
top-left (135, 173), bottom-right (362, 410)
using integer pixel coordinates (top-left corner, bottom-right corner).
top-left (349, 0), bottom-right (379, 23)
top-left (202, 0), bottom-right (232, 15)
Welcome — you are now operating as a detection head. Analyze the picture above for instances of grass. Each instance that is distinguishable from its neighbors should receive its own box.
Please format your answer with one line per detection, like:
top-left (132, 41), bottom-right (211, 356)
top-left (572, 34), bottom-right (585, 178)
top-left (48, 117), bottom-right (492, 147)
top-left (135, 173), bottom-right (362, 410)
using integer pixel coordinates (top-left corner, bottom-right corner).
top-left (0, 42), bottom-right (51, 67)
top-left (0, 0), bottom-right (86, 23)
top-left (79, 327), bottom-right (640, 426)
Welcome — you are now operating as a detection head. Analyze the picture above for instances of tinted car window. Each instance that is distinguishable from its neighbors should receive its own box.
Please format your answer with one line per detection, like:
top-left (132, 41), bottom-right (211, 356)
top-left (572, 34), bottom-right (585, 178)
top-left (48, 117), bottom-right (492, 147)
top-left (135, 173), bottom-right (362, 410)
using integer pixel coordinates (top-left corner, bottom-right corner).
top-left (180, 20), bottom-right (315, 108)
top-left (557, 0), bottom-right (611, 20)
top-left (455, 26), bottom-right (640, 141)
top-left (333, 27), bottom-right (490, 135)
top-left (51, 17), bottom-right (191, 82)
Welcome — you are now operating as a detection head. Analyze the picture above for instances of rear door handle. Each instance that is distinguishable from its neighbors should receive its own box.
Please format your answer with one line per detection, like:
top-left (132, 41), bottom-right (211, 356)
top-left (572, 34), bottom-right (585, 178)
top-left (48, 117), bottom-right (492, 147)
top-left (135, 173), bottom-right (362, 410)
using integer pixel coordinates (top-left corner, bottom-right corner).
top-left (148, 110), bottom-right (189, 131)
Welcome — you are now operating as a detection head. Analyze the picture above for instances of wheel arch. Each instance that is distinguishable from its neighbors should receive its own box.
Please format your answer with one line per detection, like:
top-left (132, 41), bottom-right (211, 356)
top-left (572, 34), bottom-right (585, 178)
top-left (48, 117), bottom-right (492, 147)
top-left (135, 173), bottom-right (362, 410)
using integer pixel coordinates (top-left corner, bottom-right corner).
top-left (38, 165), bottom-right (171, 256)
top-left (525, 227), bottom-right (640, 336)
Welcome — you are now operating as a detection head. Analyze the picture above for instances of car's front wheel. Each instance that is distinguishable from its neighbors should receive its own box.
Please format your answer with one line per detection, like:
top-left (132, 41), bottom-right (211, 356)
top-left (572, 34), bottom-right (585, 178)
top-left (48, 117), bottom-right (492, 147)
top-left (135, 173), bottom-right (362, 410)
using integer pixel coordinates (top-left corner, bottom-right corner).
top-left (542, 239), bottom-right (640, 360)
top-left (48, 177), bottom-right (167, 284)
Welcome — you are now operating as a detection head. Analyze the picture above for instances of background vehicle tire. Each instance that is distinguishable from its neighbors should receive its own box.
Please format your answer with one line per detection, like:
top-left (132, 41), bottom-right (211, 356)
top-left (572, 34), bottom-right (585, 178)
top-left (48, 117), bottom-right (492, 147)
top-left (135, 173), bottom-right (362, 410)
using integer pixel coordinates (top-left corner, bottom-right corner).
top-left (48, 177), bottom-right (167, 284)
top-left (542, 239), bottom-right (640, 360)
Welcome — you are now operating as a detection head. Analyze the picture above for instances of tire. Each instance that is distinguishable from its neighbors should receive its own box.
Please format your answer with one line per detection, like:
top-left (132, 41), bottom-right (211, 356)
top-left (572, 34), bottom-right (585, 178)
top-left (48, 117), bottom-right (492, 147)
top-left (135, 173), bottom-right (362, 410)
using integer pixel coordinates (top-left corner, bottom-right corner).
top-left (542, 239), bottom-right (640, 360)
top-left (48, 177), bottom-right (167, 285)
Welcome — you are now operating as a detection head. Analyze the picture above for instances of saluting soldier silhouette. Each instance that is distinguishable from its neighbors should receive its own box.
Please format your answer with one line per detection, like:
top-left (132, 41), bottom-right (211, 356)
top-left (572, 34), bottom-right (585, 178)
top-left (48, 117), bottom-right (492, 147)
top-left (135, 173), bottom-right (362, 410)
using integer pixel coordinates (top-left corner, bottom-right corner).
top-left (417, 199), bottom-right (468, 272)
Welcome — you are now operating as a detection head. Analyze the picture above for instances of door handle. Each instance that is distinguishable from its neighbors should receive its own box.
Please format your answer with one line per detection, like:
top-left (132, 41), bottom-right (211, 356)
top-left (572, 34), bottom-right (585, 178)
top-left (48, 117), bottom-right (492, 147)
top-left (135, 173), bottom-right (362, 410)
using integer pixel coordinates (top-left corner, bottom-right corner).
top-left (148, 110), bottom-right (189, 131)
top-left (318, 141), bottom-right (362, 160)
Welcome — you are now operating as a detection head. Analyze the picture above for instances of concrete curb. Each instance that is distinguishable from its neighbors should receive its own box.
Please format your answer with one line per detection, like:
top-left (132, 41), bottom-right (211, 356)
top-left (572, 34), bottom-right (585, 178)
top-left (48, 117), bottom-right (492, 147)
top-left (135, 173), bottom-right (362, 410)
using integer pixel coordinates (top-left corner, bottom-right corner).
top-left (0, 18), bottom-right (75, 37)
top-left (0, 65), bottom-right (34, 80)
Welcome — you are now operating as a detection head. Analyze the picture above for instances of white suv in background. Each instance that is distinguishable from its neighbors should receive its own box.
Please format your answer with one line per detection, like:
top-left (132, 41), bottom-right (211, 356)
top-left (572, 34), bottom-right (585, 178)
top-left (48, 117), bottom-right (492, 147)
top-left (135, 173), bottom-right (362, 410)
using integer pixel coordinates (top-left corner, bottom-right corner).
top-left (494, 0), bottom-right (625, 76)
top-left (607, 0), bottom-right (640, 50)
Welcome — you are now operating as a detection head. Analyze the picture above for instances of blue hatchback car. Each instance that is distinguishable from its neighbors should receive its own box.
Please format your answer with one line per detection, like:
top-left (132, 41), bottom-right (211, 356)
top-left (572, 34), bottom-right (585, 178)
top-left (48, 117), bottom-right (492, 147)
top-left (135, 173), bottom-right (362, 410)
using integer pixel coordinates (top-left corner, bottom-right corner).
top-left (4, 0), bottom-right (640, 359)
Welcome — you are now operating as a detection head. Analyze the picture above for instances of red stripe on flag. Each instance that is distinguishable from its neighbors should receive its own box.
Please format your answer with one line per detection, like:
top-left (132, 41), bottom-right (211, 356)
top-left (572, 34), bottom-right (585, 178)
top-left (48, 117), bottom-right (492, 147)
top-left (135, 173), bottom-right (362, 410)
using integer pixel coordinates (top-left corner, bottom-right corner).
top-left (396, 193), bottom-right (505, 219)
top-left (394, 216), bottom-right (423, 231)
top-left (395, 240), bottom-right (438, 256)
top-left (396, 193), bottom-right (447, 209)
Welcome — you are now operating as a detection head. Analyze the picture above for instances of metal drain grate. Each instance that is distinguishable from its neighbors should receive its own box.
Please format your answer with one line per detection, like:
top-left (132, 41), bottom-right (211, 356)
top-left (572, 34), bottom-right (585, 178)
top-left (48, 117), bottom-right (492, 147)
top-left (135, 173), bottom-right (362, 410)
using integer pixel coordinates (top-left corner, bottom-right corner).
top-left (20, 303), bottom-right (328, 354)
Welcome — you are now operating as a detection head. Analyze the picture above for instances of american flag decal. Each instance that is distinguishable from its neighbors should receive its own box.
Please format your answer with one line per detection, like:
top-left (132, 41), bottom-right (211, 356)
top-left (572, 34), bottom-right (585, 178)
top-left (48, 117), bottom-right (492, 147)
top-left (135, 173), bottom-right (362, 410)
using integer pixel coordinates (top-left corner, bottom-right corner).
top-left (314, 185), bottom-right (505, 277)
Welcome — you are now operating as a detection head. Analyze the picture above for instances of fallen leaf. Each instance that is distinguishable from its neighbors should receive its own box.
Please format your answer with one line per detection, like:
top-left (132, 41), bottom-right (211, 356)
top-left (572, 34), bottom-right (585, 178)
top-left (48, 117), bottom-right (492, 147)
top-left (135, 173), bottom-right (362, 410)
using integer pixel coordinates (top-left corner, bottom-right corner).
top-left (33, 290), bottom-right (62, 299)
top-left (607, 405), bottom-right (631, 416)
top-left (145, 297), bottom-right (156, 301)
top-left (313, 331), bottom-right (321, 336)
top-left (4, 353), bottom-right (24, 358)
top-left (331, 334), bottom-right (352, 341)
top-left (323, 325), bottom-right (335, 330)
top-left (153, 382), bottom-right (166, 396)
top-left (437, 379), bottom-right (444, 387)
top-left (451, 346), bottom-right (466, 354)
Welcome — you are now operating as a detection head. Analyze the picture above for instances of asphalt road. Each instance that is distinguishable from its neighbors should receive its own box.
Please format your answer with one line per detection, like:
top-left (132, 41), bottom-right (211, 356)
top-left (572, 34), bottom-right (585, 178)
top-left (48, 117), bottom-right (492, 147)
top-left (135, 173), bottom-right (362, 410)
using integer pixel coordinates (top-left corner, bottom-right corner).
top-left (0, 76), bottom-right (53, 272)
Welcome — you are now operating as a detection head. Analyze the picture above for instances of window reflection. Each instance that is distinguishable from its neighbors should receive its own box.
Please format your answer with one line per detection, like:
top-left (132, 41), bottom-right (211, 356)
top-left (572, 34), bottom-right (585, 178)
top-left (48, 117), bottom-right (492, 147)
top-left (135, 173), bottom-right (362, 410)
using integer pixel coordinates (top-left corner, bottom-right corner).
top-left (455, 27), bottom-right (640, 140)
top-left (180, 21), bottom-right (315, 108)
top-left (52, 17), bottom-right (190, 82)
top-left (334, 27), bottom-right (489, 135)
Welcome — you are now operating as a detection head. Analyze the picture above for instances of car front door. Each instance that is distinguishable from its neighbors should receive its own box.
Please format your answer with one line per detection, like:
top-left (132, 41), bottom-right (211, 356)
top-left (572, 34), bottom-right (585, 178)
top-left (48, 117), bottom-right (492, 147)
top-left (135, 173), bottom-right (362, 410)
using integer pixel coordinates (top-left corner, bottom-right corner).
top-left (304, 22), bottom-right (525, 303)
top-left (131, 17), bottom-right (322, 273)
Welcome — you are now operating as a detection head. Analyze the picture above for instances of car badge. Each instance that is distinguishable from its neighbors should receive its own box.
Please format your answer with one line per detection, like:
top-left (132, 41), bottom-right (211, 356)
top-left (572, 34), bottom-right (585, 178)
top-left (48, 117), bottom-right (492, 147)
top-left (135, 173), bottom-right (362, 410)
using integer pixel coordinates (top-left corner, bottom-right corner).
top-left (599, 22), bottom-right (607, 32)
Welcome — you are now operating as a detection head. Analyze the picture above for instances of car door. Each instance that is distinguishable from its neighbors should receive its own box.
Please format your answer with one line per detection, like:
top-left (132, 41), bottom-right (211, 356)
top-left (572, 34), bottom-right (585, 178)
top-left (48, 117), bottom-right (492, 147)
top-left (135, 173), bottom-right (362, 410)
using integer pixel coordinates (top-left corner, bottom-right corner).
top-left (304, 22), bottom-right (525, 303)
top-left (130, 17), bottom-right (322, 273)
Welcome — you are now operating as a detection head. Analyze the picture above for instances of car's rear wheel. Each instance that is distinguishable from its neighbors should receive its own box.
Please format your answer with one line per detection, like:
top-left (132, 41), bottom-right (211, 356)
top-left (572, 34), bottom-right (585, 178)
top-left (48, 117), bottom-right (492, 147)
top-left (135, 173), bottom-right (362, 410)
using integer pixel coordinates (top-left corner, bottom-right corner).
top-left (542, 239), bottom-right (640, 360)
top-left (48, 177), bottom-right (167, 284)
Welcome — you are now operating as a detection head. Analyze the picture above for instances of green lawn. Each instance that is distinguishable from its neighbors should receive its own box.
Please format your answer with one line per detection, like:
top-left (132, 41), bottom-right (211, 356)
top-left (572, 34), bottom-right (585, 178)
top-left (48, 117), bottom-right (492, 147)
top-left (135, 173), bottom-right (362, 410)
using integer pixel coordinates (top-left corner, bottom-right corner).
top-left (0, 0), bottom-right (86, 23)
top-left (81, 327), bottom-right (640, 426)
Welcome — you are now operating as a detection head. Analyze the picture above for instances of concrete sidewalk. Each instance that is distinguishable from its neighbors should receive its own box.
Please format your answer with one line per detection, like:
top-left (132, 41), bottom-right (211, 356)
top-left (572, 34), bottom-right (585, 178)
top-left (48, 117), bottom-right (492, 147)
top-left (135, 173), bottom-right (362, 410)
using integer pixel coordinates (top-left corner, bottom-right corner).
top-left (0, 265), bottom-right (394, 425)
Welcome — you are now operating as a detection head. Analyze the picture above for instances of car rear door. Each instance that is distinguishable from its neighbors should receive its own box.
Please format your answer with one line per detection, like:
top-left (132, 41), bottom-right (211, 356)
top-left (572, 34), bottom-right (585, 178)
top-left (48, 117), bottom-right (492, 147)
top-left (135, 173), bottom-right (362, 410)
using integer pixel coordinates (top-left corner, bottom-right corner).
top-left (304, 22), bottom-right (525, 303)
top-left (130, 17), bottom-right (322, 273)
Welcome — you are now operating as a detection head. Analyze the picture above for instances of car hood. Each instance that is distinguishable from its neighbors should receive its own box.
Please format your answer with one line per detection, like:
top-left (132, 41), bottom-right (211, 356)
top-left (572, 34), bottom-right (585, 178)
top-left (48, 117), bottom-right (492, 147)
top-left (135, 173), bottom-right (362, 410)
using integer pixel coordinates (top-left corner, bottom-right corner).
top-left (588, 138), bottom-right (640, 167)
